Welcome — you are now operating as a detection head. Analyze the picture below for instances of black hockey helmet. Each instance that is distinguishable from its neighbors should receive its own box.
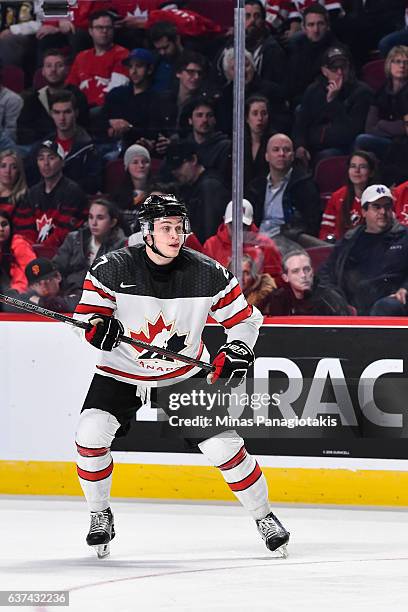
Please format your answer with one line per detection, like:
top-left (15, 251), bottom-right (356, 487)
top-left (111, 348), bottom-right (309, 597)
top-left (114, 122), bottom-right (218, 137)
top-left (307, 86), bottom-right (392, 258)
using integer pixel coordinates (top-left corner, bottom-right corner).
top-left (138, 193), bottom-right (191, 257)
top-left (138, 193), bottom-right (189, 224)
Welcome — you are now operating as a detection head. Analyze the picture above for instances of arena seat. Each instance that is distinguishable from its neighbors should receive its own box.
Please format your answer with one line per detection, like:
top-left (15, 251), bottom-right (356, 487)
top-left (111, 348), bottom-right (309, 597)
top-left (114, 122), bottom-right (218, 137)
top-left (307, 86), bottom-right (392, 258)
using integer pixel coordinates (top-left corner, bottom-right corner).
top-left (2, 64), bottom-right (25, 93)
top-left (361, 59), bottom-right (386, 92)
top-left (314, 155), bottom-right (348, 209)
top-left (32, 67), bottom-right (46, 90)
top-left (104, 159), bottom-right (126, 193)
top-left (306, 245), bottom-right (334, 272)
top-left (104, 157), bottom-right (163, 193)
top-left (187, 0), bottom-right (234, 29)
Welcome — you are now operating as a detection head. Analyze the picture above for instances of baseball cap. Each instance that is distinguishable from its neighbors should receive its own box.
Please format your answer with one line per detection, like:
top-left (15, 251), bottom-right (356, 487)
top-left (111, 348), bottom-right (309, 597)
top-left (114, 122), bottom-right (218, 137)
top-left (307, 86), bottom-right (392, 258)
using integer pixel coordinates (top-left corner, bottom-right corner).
top-left (166, 141), bottom-right (197, 171)
top-left (321, 46), bottom-right (349, 68)
top-left (25, 258), bottom-right (59, 285)
top-left (36, 140), bottom-right (64, 159)
top-left (123, 48), bottom-right (155, 66)
top-left (224, 199), bottom-right (253, 225)
top-left (361, 184), bottom-right (394, 208)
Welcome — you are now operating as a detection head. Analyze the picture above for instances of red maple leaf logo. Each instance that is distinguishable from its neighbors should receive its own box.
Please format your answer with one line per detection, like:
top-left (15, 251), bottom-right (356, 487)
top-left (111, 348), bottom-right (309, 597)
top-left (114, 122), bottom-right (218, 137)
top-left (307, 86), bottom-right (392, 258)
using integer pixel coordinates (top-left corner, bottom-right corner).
top-left (130, 313), bottom-right (173, 354)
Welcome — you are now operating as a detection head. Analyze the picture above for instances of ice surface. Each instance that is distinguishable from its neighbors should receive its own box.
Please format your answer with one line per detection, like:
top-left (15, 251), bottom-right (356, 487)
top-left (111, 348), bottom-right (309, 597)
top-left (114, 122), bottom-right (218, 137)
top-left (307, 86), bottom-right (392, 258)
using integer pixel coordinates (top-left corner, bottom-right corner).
top-left (1, 497), bottom-right (407, 612)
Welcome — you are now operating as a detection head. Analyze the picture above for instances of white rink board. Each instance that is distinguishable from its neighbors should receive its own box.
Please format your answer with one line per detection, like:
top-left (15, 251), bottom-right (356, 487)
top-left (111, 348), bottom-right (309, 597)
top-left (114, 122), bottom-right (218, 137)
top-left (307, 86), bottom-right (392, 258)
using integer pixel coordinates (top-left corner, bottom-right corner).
top-left (2, 319), bottom-right (408, 471)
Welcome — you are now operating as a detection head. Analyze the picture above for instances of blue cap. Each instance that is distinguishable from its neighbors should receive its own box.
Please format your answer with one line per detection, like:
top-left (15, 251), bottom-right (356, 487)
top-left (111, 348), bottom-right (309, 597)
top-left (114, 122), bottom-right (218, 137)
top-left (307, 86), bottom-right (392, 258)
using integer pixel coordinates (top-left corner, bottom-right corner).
top-left (123, 48), bottom-right (155, 66)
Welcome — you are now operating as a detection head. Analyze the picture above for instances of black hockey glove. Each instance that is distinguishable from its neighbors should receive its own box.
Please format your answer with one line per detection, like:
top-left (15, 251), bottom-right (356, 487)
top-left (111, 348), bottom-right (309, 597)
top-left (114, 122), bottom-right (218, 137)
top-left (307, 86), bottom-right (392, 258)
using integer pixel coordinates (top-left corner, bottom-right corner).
top-left (85, 314), bottom-right (124, 351)
top-left (208, 340), bottom-right (254, 388)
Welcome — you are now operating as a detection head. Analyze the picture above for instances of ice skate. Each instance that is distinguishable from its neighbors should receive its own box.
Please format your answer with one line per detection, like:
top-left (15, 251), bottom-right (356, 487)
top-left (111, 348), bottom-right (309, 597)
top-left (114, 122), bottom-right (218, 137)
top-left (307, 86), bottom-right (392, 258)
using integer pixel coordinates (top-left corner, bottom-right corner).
top-left (86, 507), bottom-right (115, 558)
top-left (256, 511), bottom-right (290, 558)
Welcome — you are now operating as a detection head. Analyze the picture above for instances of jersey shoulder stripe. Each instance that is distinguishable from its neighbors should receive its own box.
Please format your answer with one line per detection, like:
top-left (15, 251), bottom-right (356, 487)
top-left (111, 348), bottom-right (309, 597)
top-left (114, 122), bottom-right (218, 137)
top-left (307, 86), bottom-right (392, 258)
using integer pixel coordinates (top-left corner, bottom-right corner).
top-left (89, 245), bottom-right (235, 299)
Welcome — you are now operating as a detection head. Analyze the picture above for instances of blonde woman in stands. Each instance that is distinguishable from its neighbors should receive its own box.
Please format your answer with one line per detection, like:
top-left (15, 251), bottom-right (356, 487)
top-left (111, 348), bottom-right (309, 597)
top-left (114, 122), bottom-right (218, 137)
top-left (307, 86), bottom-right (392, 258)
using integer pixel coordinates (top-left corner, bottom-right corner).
top-left (319, 150), bottom-right (378, 242)
top-left (355, 45), bottom-right (408, 159)
top-left (0, 149), bottom-right (27, 218)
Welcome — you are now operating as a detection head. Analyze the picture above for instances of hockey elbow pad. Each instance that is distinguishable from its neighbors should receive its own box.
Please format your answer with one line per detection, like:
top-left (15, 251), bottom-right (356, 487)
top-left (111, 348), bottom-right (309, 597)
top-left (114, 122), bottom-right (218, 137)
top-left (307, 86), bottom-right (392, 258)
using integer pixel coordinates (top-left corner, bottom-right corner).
top-left (85, 314), bottom-right (124, 351)
top-left (208, 340), bottom-right (254, 388)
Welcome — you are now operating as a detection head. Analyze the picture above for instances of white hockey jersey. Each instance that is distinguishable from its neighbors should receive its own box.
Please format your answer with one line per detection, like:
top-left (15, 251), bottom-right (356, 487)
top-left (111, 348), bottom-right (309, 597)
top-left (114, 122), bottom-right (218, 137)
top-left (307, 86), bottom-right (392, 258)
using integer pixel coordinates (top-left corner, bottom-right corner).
top-left (74, 245), bottom-right (263, 387)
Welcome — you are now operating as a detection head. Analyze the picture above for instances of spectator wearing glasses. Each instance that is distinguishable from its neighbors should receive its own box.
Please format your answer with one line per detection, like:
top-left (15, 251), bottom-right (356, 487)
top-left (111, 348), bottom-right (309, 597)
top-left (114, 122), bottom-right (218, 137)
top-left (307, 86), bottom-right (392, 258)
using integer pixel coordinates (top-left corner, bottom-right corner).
top-left (319, 184), bottom-right (408, 315)
top-left (381, 111), bottom-right (408, 187)
top-left (355, 46), bottom-right (408, 160)
top-left (65, 11), bottom-right (129, 109)
top-left (154, 50), bottom-right (211, 138)
top-left (319, 150), bottom-right (378, 242)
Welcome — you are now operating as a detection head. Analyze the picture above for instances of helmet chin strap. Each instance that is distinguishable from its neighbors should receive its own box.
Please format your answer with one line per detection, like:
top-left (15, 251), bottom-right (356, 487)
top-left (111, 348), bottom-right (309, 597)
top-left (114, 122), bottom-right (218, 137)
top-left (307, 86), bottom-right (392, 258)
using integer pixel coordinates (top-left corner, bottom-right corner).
top-left (144, 233), bottom-right (186, 259)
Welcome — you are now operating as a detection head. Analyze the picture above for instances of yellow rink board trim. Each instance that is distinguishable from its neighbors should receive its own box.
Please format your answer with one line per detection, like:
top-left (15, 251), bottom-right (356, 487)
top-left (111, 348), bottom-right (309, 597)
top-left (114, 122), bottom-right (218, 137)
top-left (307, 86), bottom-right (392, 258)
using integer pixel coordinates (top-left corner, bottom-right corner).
top-left (1, 460), bottom-right (408, 505)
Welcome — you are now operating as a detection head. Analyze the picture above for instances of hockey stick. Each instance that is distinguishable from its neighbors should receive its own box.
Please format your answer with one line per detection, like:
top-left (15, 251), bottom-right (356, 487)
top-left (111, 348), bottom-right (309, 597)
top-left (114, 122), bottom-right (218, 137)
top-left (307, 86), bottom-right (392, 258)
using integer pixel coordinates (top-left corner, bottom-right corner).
top-left (0, 292), bottom-right (215, 372)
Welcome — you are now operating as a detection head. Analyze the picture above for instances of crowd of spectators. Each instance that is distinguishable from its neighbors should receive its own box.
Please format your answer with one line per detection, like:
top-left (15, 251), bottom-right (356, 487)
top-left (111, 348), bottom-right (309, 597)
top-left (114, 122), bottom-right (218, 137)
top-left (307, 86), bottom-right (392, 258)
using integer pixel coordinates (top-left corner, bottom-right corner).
top-left (1, 0), bottom-right (408, 318)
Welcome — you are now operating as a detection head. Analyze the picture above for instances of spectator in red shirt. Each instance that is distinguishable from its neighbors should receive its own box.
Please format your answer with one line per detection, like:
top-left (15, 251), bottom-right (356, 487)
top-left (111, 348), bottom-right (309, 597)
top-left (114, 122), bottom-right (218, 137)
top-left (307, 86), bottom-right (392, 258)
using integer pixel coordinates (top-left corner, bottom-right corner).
top-left (203, 199), bottom-right (283, 284)
top-left (319, 150), bottom-right (378, 242)
top-left (65, 10), bottom-right (129, 108)
top-left (392, 178), bottom-right (408, 226)
top-left (0, 210), bottom-right (36, 296)
top-left (0, 149), bottom-right (28, 219)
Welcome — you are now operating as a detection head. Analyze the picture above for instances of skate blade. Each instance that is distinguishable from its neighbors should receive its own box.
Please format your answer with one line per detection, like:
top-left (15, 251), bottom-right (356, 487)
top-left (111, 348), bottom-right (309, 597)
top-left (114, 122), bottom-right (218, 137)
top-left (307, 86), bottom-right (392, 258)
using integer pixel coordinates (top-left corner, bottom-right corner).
top-left (94, 542), bottom-right (110, 559)
top-left (277, 544), bottom-right (289, 558)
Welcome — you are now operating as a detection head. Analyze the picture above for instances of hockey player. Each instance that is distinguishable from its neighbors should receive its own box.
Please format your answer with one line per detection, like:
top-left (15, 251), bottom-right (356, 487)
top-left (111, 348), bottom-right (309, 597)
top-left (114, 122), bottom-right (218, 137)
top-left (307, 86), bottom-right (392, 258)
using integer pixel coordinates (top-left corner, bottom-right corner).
top-left (74, 194), bottom-right (290, 558)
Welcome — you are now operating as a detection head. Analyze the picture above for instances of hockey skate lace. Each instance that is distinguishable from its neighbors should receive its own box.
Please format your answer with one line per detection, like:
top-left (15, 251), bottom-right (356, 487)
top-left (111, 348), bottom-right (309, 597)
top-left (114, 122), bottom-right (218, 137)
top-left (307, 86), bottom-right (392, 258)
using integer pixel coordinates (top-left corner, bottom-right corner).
top-left (89, 511), bottom-right (110, 535)
top-left (257, 515), bottom-right (280, 539)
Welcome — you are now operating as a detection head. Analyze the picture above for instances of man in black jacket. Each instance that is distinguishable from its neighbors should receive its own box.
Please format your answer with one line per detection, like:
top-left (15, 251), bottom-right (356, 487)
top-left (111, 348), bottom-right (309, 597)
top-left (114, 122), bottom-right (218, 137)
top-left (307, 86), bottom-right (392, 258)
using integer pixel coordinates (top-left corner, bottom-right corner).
top-left (244, 0), bottom-right (287, 86)
top-left (265, 250), bottom-right (351, 316)
top-left (182, 96), bottom-right (232, 185)
top-left (17, 48), bottom-right (88, 147)
top-left (285, 4), bottom-right (341, 108)
top-left (103, 47), bottom-right (157, 149)
top-left (293, 45), bottom-right (372, 165)
top-left (25, 90), bottom-right (102, 194)
top-left (245, 133), bottom-right (322, 254)
top-left (165, 141), bottom-right (230, 244)
top-left (319, 184), bottom-right (408, 315)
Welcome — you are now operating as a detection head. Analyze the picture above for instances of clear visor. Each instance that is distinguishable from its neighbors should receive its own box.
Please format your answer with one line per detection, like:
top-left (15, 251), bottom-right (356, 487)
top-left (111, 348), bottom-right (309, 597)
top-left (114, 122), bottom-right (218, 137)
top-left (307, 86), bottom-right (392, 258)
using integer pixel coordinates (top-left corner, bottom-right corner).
top-left (141, 217), bottom-right (191, 237)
